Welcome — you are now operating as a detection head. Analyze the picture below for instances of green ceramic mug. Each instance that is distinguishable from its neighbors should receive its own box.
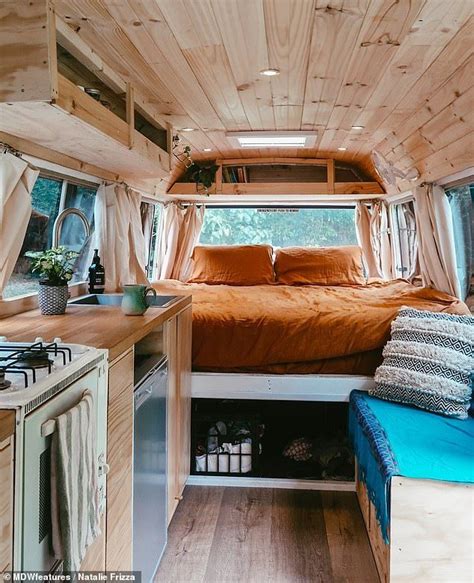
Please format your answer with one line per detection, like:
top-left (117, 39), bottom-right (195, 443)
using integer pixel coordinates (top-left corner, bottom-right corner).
top-left (121, 284), bottom-right (157, 316)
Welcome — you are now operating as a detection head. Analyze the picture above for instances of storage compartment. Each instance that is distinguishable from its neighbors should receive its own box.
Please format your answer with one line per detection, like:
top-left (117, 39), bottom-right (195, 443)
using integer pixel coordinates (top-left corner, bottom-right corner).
top-left (57, 43), bottom-right (128, 123)
top-left (191, 399), bottom-right (354, 481)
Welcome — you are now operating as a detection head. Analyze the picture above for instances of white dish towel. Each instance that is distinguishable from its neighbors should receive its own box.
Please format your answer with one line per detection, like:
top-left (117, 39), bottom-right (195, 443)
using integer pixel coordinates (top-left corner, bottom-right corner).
top-left (50, 391), bottom-right (101, 571)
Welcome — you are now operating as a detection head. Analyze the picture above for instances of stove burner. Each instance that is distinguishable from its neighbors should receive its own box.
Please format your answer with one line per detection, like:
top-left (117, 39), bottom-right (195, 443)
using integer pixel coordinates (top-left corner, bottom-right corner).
top-left (0, 370), bottom-right (11, 391)
top-left (14, 349), bottom-right (53, 369)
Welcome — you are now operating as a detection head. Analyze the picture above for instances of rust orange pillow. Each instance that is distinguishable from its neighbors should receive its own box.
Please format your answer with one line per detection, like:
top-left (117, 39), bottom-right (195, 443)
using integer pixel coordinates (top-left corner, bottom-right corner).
top-left (188, 245), bottom-right (274, 285)
top-left (274, 246), bottom-right (366, 286)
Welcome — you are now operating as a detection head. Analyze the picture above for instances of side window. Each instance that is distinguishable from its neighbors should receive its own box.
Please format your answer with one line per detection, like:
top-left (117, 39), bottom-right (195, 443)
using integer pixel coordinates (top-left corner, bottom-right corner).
top-left (3, 176), bottom-right (62, 298)
top-left (391, 201), bottom-right (418, 280)
top-left (446, 183), bottom-right (473, 299)
top-left (3, 174), bottom-right (98, 299)
top-left (147, 203), bottom-right (163, 278)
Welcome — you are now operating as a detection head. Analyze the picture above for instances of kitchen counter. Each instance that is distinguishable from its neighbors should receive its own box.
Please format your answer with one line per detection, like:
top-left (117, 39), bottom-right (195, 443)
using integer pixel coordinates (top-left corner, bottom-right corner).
top-left (0, 295), bottom-right (191, 361)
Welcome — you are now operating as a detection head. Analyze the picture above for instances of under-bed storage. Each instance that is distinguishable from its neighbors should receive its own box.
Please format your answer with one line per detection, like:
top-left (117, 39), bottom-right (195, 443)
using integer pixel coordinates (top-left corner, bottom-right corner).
top-left (191, 399), bottom-right (354, 482)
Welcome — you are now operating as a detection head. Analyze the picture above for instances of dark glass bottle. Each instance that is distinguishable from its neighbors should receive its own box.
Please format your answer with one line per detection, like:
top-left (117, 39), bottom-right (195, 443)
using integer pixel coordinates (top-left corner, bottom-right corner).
top-left (88, 249), bottom-right (105, 294)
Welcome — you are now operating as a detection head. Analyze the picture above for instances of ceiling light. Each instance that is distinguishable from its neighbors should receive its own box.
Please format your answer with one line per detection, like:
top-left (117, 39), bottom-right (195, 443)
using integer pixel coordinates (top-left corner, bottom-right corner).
top-left (260, 68), bottom-right (280, 76)
top-left (338, 146), bottom-right (347, 151)
top-left (226, 131), bottom-right (317, 148)
top-left (181, 127), bottom-right (195, 132)
top-left (203, 148), bottom-right (212, 152)
top-left (352, 125), bottom-right (364, 130)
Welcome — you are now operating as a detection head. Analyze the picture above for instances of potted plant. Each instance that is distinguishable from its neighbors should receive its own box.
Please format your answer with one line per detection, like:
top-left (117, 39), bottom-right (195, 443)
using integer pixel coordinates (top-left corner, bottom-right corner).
top-left (25, 246), bottom-right (79, 315)
top-left (183, 161), bottom-right (219, 194)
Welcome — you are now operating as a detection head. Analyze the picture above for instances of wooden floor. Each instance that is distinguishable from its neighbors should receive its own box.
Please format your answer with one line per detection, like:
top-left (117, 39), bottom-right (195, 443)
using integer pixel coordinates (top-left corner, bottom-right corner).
top-left (155, 486), bottom-right (379, 583)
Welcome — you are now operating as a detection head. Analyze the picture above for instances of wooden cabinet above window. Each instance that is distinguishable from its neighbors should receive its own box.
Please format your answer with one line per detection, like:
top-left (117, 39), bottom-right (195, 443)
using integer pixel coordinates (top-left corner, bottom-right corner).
top-left (0, 0), bottom-right (171, 185)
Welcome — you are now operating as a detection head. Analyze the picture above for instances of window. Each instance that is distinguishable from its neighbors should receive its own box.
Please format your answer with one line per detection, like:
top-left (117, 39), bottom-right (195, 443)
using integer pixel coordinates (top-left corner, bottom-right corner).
top-left (390, 201), bottom-right (418, 280)
top-left (199, 206), bottom-right (357, 247)
top-left (147, 203), bottom-right (163, 278)
top-left (3, 174), bottom-right (98, 299)
top-left (446, 183), bottom-right (473, 299)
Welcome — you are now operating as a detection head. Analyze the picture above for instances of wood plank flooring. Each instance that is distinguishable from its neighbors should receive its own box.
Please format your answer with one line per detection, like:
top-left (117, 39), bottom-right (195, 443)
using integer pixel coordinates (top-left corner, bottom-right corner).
top-left (155, 487), bottom-right (379, 583)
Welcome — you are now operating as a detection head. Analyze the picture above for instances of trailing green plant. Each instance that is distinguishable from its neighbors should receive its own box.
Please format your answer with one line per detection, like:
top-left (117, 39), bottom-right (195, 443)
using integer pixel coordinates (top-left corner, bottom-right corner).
top-left (25, 246), bottom-right (79, 286)
top-left (184, 162), bottom-right (219, 191)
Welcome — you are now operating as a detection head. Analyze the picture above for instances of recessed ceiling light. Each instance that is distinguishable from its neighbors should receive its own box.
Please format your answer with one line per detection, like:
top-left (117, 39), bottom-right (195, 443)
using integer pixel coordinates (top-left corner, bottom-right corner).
top-left (226, 131), bottom-right (317, 148)
top-left (203, 148), bottom-right (212, 152)
top-left (352, 125), bottom-right (364, 130)
top-left (181, 127), bottom-right (195, 132)
top-left (338, 146), bottom-right (347, 151)
top-left (260, 68), bottom-right (280, 76)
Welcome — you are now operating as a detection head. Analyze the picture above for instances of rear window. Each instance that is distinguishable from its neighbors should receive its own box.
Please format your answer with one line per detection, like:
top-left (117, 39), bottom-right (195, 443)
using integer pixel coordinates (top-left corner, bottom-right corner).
top-left (199, 207), bottom-right (357, 247)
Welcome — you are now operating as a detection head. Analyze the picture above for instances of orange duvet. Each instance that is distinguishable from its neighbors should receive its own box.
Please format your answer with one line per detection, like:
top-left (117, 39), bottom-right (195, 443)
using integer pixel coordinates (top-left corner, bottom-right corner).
top-left (152, 280), bottom-right (468, 375)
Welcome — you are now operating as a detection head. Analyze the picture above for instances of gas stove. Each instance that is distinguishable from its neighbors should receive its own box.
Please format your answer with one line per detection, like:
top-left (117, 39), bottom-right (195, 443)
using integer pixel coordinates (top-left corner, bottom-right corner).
top-left (0, 337), bottom-right (107, 411)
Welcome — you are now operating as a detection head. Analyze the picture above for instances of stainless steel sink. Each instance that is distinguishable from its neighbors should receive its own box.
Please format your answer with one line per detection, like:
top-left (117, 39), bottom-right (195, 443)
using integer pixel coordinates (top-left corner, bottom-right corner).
top-left (69, 294), bottom-right (179, 308)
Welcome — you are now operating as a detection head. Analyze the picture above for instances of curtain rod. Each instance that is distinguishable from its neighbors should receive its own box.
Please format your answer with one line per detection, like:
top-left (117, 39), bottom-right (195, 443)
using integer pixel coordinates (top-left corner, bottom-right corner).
top-left (1, 141), bottom-right (39, 172)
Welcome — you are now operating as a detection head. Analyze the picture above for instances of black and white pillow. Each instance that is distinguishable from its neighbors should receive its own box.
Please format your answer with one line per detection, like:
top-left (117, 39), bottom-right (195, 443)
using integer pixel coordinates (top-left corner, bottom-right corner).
top-left (369, 307), bottom-right (474, 419)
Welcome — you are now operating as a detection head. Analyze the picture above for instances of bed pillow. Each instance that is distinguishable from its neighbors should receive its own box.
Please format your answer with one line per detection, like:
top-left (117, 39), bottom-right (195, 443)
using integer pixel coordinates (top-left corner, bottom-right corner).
top-left (369, 307), bottom-right (474, 419)
top-left (274, 246), bottom-right (366, 286)
top-left (188, 244), bottom-right (274, 285)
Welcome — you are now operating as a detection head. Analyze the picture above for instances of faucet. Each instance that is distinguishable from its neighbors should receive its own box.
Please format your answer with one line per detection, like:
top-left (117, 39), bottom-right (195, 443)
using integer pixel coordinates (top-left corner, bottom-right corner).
top-left (52, 208), bottom-right (91, 248)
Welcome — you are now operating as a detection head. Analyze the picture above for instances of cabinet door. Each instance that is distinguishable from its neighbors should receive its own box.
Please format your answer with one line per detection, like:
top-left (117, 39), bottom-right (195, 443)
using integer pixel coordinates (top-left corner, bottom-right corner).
top-left (0, 436), bottom-right (13, 572)
top-left (176, 306), bottom-right (192, 496)
top-left (165, 317), bottom-right (179, 523)
top-left (106, 349), bottom-right (134, 570)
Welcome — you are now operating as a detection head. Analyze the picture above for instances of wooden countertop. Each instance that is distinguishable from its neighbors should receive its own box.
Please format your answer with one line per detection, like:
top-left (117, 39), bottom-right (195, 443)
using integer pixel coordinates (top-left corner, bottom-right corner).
top-left (0, 295), bottom-right (191, 362)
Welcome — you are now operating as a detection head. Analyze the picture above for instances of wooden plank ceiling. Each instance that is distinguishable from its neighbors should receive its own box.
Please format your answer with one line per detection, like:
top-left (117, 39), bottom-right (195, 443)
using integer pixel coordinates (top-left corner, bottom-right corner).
top-left (54, 0), bottom-right (473, 186)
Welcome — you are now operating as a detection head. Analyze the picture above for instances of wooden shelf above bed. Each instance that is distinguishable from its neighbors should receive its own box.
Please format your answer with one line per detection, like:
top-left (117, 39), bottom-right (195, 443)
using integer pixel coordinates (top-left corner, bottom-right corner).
top-left (0, 1), bottom-right (171, 187)
top-left (167, 157), bottom-right (384, 196)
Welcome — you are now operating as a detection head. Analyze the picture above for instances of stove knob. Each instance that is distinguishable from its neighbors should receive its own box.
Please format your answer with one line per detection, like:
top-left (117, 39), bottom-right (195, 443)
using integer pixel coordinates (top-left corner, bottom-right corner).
top-left (0, 336), bottom-right (7, 343)
top-left (53, 337), bottom-right (63, 345)
top-left (35, 337), bottom-right (44, 343)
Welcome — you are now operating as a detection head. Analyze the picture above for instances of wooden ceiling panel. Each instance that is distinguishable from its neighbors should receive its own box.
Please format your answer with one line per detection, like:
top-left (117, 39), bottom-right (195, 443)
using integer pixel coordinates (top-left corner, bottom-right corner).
top-left (53, 0), bottom-right (473, 188)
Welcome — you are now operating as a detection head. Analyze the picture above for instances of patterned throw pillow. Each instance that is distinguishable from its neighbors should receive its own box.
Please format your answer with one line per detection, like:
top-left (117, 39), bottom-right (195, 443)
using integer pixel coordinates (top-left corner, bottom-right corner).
top-left (369, 307), bottom-right (474, 419)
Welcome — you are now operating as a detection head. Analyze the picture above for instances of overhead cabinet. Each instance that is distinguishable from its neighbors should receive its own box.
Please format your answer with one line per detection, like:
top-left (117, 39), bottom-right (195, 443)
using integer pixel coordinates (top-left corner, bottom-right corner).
top-left (0, 0), bottom-right (171, 184)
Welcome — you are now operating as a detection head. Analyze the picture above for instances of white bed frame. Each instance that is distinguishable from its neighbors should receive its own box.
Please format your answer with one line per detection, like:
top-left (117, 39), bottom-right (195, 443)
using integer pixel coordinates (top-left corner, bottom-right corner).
top-left (189, 372), bottom-right (375, 491)
top-left (191, 372), bottom-right (375, 401)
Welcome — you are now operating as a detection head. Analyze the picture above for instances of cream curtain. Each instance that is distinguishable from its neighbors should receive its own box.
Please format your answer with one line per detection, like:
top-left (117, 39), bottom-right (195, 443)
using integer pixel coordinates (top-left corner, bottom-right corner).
top-left (94, 183), bottom-right (149, 292)
top-left (355, 203), bottom-right (380, 278)
top-left (0, 151), bottom-right (39, 296)
top-left (414, 184), bottom-right (461, 298)
top-left (371, 201), bottom-right (393, 280)
top-left (155, 202), bottom-right (205, 281)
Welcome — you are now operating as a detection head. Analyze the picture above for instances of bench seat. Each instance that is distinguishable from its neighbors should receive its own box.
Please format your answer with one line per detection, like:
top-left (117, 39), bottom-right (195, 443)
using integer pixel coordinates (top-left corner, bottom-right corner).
top-left (349, 391), bottom-right (474, 583)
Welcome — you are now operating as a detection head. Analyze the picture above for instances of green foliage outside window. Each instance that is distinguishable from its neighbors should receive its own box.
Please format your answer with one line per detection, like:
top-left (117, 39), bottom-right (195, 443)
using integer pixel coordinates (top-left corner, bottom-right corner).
top-left (199, 207), bottom-right (357, 247)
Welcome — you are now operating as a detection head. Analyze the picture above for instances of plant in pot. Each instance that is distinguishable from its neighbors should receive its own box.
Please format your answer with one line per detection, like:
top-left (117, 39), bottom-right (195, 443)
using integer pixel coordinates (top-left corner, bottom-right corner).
top-left (183, 161), bottom-right (219, 195)
top-left (25, 247), bottom-right (79, 315)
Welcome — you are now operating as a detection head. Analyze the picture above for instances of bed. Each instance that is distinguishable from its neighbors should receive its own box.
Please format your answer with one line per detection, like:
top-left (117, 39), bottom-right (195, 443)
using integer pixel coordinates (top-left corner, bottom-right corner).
top-left (152, 278), bottom-right (468, 376)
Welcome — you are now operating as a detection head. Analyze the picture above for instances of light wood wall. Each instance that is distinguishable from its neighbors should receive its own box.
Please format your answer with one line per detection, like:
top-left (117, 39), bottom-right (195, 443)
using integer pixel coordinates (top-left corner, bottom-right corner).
top-left (51, 1), bottom-right (473, 192)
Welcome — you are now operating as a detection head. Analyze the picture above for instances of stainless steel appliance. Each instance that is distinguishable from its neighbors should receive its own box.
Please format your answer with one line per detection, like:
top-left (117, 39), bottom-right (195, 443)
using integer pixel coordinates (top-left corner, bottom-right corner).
top-left (0, 338), bottom-right (108, 572)
top-left (133, 356), bottom-right (168, 582)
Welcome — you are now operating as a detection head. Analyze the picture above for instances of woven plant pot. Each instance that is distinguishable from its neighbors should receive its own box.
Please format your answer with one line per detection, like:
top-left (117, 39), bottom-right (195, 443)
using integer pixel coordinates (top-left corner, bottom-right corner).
top-left (38, 283), bottom-right (69, 315)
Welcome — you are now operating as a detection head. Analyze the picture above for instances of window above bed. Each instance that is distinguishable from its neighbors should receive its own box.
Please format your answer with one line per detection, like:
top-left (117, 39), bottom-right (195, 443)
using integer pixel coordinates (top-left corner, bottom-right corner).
top-left (199, 206), bottom-right (357, 247)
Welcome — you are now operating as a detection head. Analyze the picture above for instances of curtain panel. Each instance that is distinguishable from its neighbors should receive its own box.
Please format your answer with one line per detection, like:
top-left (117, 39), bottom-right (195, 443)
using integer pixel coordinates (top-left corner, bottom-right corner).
top-left (0, 151), bottom-right (39, 296)
top-left (155, 202), bottom-right (205, 281)
top-left (414, 184), bottom-right (461, 299)
top-left (355, 201), bottom-right (393, 280)
top-left (355, 202), bottom-right (380, 278)
top-left (94, 183), bottom-right (149, 292)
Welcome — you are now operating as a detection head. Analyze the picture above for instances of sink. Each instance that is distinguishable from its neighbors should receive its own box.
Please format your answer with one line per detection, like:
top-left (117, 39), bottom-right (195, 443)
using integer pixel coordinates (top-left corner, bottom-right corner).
top-left (69, 294), bottom-right (179, 308)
